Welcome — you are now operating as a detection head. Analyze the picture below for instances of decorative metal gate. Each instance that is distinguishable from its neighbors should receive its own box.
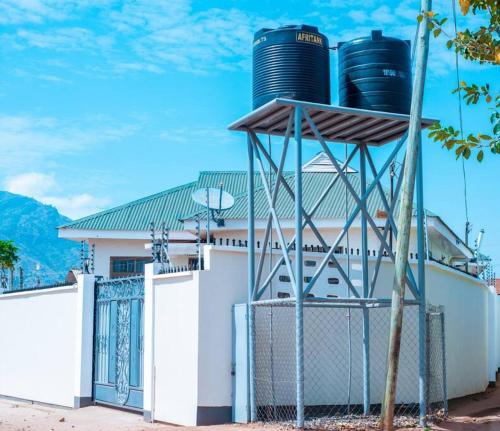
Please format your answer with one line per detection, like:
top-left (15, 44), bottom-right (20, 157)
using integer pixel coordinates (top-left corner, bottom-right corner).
top-left (93, 276), bottom-right (144, 410)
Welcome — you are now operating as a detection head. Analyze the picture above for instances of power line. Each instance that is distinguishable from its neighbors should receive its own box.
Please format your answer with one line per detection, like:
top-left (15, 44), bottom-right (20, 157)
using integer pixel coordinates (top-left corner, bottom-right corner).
top-left (452, 0), bottom-right (471, 241)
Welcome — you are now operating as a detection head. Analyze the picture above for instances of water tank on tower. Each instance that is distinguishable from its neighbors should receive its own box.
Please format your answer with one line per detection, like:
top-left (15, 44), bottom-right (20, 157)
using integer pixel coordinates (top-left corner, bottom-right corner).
top-left (338, 30), bottom-right (412, 114)
top-left (252, 25), bottom-right (331, 109)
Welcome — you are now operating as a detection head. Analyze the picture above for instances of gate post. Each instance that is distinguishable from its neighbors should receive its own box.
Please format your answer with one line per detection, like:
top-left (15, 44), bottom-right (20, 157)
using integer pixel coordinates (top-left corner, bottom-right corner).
top-left (74, 273), bottom-right (95, 408)
top-left (143, 262), bottom-right (161, 422)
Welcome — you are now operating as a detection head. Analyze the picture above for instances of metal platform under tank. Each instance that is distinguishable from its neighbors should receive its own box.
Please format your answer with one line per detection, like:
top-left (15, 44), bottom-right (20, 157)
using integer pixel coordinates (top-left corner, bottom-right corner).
top-left (228, 98), bottom-right (436, 146)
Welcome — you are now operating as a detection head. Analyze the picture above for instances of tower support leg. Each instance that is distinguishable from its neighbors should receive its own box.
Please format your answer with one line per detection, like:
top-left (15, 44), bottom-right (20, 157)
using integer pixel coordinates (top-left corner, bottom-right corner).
top-left (247, 135), bottom-right (256, 422)
top-left (360, 144), bottom-right (371, 415)
top-left (294, 107), bottom-right (304, 428)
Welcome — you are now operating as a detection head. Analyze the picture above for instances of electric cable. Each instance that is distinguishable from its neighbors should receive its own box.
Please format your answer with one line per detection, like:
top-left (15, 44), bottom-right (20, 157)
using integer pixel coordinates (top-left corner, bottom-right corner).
top-left (452, 0), bottom-right (471, 236)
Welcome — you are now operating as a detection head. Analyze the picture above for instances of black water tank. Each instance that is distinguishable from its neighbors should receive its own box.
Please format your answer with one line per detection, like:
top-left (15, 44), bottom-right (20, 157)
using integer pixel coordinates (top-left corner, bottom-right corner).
top-left (253, 25), bottom-right (330, 109)
top-left (338, 30), bottom-right (412, 114)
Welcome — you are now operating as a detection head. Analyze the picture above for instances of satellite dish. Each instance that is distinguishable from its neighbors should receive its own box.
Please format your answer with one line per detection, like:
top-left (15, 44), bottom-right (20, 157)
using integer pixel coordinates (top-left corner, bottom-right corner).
top-left (192, 187), bottom-right (234, 211)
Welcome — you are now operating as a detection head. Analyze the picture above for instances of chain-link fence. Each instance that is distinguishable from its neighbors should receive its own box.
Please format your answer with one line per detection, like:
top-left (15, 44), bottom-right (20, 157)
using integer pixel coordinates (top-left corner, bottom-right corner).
top-left (252, 301), bottom-right (446, 428)
top-left (426, 305), bottom-right (447, 416)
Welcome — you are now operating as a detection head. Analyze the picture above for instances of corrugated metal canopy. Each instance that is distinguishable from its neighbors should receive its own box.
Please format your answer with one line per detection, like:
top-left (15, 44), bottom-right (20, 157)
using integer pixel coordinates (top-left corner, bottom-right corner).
top-left (228, 98), bottom-right (436, 146)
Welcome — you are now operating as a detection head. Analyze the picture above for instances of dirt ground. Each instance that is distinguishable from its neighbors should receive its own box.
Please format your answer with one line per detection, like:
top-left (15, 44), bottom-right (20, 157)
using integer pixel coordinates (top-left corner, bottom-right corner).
top-left (2, 381), bottom-right (500, 431)
top-left (432, 382), bottom-right (500, 431)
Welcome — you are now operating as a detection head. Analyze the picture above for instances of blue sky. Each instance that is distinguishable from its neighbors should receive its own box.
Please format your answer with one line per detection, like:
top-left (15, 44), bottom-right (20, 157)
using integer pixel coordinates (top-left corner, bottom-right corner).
top-left (0, 0), bottom-right (498, 269)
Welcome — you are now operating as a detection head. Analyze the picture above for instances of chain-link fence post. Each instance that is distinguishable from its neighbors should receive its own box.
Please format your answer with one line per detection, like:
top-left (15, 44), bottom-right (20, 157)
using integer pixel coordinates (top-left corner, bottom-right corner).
top-left (440, 308), bottom-right (448, 415)
top-left (425, 310), bottom-right (430, 416)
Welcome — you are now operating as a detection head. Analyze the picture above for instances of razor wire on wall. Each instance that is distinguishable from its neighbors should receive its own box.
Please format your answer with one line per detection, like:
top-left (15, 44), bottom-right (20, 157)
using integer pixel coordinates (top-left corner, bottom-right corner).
top-left (252, 301), bottom-right (447, 428)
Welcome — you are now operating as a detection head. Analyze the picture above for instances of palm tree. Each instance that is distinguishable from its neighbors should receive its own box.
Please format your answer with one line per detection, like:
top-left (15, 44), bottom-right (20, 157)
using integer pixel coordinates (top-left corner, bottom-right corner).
top-left (0, 240), bottom-right (19, 290)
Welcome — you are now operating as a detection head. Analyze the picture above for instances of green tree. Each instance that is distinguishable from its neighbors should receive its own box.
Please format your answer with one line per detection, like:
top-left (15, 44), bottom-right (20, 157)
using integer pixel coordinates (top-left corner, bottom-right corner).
top-left (0, 240), bottom-right (19, 270)
top-left (422, 0), bottom-right (499, 160)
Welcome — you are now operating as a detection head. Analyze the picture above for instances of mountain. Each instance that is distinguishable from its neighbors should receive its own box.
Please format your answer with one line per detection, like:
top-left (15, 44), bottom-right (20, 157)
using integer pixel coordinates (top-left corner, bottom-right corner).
top-left (0, 191), bottom-right (80, 287)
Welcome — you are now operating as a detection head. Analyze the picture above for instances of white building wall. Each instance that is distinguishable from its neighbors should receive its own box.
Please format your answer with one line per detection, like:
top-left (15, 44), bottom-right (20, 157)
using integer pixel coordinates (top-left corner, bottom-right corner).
top-left (86, 224), bottom-right (424, 280)
top-left (147, 246), bottom-right (487, 426)
top-left (92, 239), bottom-right (152, 277)
top-left (0, 276), bottom-right (95, 408)
top-left (213, 226), bottom-right (420, 259)
top-left (91, 238), bottom-right (191, 278)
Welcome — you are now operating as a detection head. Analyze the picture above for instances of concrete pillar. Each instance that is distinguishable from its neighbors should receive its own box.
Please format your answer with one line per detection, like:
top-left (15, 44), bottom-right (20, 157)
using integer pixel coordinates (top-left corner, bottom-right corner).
top-left (73, 273), bottom-right (95, 408)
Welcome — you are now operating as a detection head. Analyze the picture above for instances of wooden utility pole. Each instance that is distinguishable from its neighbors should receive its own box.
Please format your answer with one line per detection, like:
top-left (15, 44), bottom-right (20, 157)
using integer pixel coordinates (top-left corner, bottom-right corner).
top-left (381, 0), bottom-right (432, 429)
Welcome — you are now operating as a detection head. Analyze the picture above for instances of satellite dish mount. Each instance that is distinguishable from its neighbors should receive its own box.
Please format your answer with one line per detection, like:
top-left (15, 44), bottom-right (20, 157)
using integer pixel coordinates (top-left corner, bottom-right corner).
top-left (191, 185), bottom-right (235, 266)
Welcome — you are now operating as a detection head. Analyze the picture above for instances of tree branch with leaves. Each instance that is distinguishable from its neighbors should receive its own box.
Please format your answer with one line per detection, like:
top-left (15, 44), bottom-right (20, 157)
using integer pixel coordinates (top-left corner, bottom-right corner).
top-left (418, 0), bottom-right (499, 161)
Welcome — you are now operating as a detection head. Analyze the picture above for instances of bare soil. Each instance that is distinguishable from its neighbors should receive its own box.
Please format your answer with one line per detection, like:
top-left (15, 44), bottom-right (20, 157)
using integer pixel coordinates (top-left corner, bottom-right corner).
top-left (1, 380), bottom-right (500, 431)
top-left (432, 381), bottom-right (500, 430)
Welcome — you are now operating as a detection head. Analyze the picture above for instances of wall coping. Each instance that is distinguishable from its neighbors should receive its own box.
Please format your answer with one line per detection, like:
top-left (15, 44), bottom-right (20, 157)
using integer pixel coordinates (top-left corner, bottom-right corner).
top-left (207, 246), bottom-right (486, 287)
top-left (152, 271), bottom-right (195, 281)
top-left (0, 284), bottom-right (77, 300)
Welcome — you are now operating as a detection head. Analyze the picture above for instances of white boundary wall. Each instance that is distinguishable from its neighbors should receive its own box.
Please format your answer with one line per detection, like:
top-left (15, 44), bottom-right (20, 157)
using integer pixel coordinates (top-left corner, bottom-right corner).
top-left (145, 246), bottom-right (488, 426)
top-left (496, 294), bottom-right (500, 373)
top-left (144, 247), bottom-right (247, 426)
top-left (0, 275), bottom-right (95, 408)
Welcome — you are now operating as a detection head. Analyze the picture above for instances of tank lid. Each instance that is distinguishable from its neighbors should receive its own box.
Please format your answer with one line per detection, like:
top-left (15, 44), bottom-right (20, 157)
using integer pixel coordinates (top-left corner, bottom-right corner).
top-left (338, 30), bottom-right (410, 48)
top-left (254, 24), bottom-right (320, 40)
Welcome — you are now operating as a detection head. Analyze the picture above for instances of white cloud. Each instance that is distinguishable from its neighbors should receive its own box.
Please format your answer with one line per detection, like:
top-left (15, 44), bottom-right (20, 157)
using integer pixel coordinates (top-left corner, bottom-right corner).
top-left (0, 113), bottom-right (139, 218)
top-left (0, 0), bottom-right (66, 25)
top-left (113, 4), bottom-right (276, 74)
top-left (159, 126), bottom-right (241, 146)
top-left (3, 172), bottom-right (110, 219)
top-left (42, 194), bottom-right (111, 219)
top-left (371, 5), bottom-right (396, 24)
top-left (114, 62), bottom-right (163, 74)
top-left (395, 0), bottom-right (419, 20)
top-left (0, 114), bottom-right (138, 173)
top-left (313, 0), bottom-right (377, 8)
top-left (348, 10), bottom-right (369, 23)
top-left (16, 27), bottom-right (113, 51)
top-left (0, 0), bottom-right (114, 25)
top-left (4, 172), bottom-right (56, 197)
top-left (4, 0), bottom-right (279, 75)
top-left (108, 0), bottom-right (191, 33)
top-left (2, 0), bottom-right (493, 80)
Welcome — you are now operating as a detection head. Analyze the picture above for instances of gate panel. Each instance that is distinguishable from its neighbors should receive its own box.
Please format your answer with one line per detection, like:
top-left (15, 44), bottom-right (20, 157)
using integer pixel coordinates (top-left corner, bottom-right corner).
top-left (93, 276), bottom-right (144, 410)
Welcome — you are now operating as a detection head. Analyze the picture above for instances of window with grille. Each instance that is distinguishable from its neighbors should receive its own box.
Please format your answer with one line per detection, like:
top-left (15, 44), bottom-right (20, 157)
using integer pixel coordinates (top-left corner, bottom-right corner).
top-left (110, 257), bottom-right (152, 277)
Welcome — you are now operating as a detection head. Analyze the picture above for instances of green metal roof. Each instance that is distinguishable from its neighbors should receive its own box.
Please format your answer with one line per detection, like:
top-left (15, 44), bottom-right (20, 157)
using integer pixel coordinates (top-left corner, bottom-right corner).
top-left (60, 170), bottom-right (390, 231)
top-left (223, 172), bottom-right (386, 220)
top-left (197, 171), bottom-right (273, 198)
top-left (59, 182), bottom-right (198, 231)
